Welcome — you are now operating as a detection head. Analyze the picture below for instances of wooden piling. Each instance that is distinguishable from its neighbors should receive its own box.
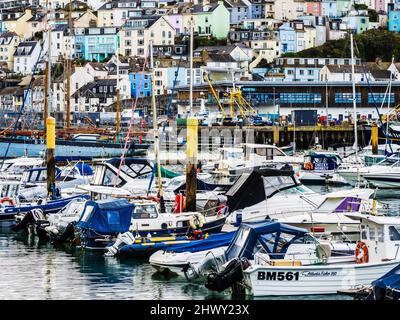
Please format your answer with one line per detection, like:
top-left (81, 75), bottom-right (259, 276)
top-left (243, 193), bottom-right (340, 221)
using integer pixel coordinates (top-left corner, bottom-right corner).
top-left (371, 123), bottom-right (378, 155)
top-left (185, 118), bottom-right (198, 212)
top-left (46, 117), bottom-right (56, 198)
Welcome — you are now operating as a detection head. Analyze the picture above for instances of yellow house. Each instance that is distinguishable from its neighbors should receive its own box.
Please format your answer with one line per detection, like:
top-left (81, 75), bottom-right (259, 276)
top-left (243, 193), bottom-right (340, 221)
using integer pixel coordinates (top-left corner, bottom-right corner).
top-left (2, 9), bottom-right (33, 38)
top-left (250, 38), bottom-right (281, 63)
top-left (0, 32), bottom-right (20, 69)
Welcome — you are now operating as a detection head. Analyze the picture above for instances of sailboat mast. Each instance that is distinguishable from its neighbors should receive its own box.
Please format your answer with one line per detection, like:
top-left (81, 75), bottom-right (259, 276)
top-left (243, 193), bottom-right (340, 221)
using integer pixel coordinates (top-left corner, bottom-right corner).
top-left (385, 57), bottom-right (394, 152)
top-left (44, 0), bottom-right (51, 133)
top-left (149, 41), bottom-right (165, 212)
top-left (66, 0), bottom-right (72, 129)
top-left (189, 17), bottom-right (193, 115)
top-left (350, 33), bottom-right (358, 160)
top-left (116, 48), bottom-right (120, 137)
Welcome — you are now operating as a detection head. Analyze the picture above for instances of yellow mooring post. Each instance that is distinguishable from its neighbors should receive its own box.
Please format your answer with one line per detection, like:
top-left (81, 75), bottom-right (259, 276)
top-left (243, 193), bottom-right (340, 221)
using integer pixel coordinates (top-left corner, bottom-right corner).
top-left (273, 125), bottom-right (279, 146)
top-left (46, 117), bottom-right (56, 198)
top-left (371, 122), bottom-right (378, 155)
top-left (185, 118), bottom-right (198, 212)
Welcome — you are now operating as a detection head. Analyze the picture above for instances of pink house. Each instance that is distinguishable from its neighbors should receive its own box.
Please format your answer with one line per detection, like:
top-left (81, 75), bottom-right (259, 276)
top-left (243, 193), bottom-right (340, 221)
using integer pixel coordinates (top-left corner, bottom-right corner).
top-left (375, 0), bottom-right (388, 13)
top-left (306, 0), bottom-right (322, 16)
top-left (165, 13), bottom-right (183, 36)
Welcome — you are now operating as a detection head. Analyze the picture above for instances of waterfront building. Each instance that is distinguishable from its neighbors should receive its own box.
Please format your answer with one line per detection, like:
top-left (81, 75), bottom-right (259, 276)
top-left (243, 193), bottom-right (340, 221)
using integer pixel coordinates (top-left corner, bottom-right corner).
top-left (224, 0), bottom-right (251, 25)
top-left (13, 41), bottom-right (42, 75)
top-left (119, 16), bottom-right (175, 58)
top-left (181, 1), bottom-right (230, 39)
top-left (278, 22), bottom-right (297, 54)
top-left (82, 27), bottom-right (119, 62)
top-left (129, 72), bottom-right (153, 98)
top-left (0, 31), bottom-right (19, 69)
top-left (388, 1), bottom-right (400, 32)
top-left (341, 10), bottom-right (370, 34)
top-left (0, 8), bottom-right (33, 38)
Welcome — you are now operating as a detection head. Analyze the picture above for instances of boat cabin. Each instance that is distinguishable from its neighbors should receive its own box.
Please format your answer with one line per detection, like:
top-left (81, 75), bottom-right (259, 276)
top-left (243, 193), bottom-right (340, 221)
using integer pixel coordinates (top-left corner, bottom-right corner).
top-left (223, 221), bottom-right (322, 266)
top-left (242, 143), bottom-right (287, 162)
top-left (345, 213), bottom-right (400, 263)
top-left (0, 157), bottom-right (44, 178)
top-left (71, 134), bottom-right (101, 141)
top-left (303, 152), bottom-right (342, 171)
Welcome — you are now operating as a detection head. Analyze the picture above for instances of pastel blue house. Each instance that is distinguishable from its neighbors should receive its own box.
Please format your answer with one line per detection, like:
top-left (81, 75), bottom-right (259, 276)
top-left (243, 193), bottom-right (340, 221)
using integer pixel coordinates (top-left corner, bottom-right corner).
top-left (278, 23), bottom-right (296, 54)
top-left (248, 0), bottom-right (264, 19)
top-left (388, 2), bottom-right (400, 32)
top-left (74, 27), bottom-right (85, 59)
top-left (322, 0), bottom-right (338, 18)
top-left (83, 27), bottom-right (119, 62)
top-left (129, 72), bottom-right (152, 98)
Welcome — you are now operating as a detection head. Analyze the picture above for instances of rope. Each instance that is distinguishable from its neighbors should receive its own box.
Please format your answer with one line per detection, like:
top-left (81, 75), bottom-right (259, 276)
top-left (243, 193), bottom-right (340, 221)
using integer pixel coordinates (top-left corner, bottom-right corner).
top-left (114, 55), bottom-right (149, 186)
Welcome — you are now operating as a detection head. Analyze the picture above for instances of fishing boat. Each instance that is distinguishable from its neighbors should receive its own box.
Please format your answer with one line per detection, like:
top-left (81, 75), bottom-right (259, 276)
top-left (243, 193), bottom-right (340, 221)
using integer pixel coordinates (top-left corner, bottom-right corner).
top-left (223, 214), bottom-right (400, 297)
top-left (171, 221), bottom-right (355, 284)
top-left (74, 195), bottom-right (228, 250)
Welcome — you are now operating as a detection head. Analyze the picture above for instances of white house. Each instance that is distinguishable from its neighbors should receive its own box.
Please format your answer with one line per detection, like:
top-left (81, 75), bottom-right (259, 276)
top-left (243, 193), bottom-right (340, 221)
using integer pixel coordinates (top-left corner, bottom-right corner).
top-left (320, 64), bottom-right (373, 82)
top-left (13, 41), bottom-right (42, 75)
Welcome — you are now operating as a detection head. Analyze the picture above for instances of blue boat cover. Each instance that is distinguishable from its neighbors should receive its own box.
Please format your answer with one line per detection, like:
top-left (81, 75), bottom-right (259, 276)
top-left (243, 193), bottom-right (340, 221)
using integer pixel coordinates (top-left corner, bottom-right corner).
top-left (74, 163), bottom-right (94, 176)
top-left (372, 264), bottom-right (400, 290)
top-left (225, 221), bottom-right (309, 260)
top-left (76, 199), bottom-right (134, 234)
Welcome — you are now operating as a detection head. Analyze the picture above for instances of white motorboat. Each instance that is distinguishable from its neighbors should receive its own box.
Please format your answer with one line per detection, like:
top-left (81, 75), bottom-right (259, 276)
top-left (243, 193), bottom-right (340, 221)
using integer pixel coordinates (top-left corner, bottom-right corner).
top-left (224, 166), bottom-right (378, 237)
top-left (202, 143), bottom-right (303, 176)
top-left (337, 155), bottom-right (400, 188)
top-left (240, 214), bottom-right (400, 296)
top-left (297, 151), bottom-right (347, 185)
top-left (266, 188), bottom-right (379, 241)
top-left (153, 221), bottom-right (355, 280)
top-left (0, 157), bottom-right (44, 181)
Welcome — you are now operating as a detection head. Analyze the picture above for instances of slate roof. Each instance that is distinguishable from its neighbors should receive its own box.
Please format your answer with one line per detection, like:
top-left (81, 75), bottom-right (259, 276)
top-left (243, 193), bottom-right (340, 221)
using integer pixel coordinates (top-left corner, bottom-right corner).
top-left (14, 41), bottom-right (38, 57)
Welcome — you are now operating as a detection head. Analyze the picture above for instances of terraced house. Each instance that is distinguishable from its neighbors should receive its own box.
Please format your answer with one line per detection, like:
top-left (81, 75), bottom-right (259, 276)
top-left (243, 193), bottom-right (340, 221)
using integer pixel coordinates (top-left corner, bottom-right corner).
top-left (0, 31), bottom-right (19, 69)
top-left (119, 16), bottom-right (175, 58)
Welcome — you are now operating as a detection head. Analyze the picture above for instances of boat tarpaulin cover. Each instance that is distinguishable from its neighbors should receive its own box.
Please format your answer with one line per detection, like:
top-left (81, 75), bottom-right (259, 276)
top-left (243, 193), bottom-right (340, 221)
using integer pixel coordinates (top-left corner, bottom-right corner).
top-left (225, 221), bottom-right (308, 261)
top-left (372, 263), bottom-right (400, 291)
top-left (74, 163), bottom-right (94, 176)
top-left (225, 166), bottom-right (297, 212)
top-left (76, 199), bottom-right (134, 234)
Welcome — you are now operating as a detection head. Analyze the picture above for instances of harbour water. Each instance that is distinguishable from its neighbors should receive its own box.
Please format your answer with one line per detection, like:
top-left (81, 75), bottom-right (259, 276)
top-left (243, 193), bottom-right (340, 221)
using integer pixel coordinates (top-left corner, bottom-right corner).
top-left (1, 185), bottom-right (398, 300)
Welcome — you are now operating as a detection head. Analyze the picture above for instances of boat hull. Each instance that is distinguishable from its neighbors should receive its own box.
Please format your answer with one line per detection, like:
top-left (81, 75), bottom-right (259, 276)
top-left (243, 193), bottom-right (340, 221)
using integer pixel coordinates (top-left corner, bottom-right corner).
top-left (244, 260), bottom-right (400, 296)
top-left (363, 174), bottom-right (400, 189)
top-left (77, 215), bottom-right (227, 250)
top-left (0, 139), bottom-right (149, 158)
top-left (0, 195), bottom-right (89, 229)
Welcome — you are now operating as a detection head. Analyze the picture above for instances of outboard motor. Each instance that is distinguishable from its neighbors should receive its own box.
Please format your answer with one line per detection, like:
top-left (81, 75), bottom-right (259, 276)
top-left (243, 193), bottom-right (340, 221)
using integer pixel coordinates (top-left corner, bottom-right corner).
top-left (205, 258), bottom-right (251, 293)
top-left (11, 209), bottom-right (48, 234)
top-left (105, 232), bottom-right (136, 256)
top-left (43, 222), bottom-right (77, 243)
